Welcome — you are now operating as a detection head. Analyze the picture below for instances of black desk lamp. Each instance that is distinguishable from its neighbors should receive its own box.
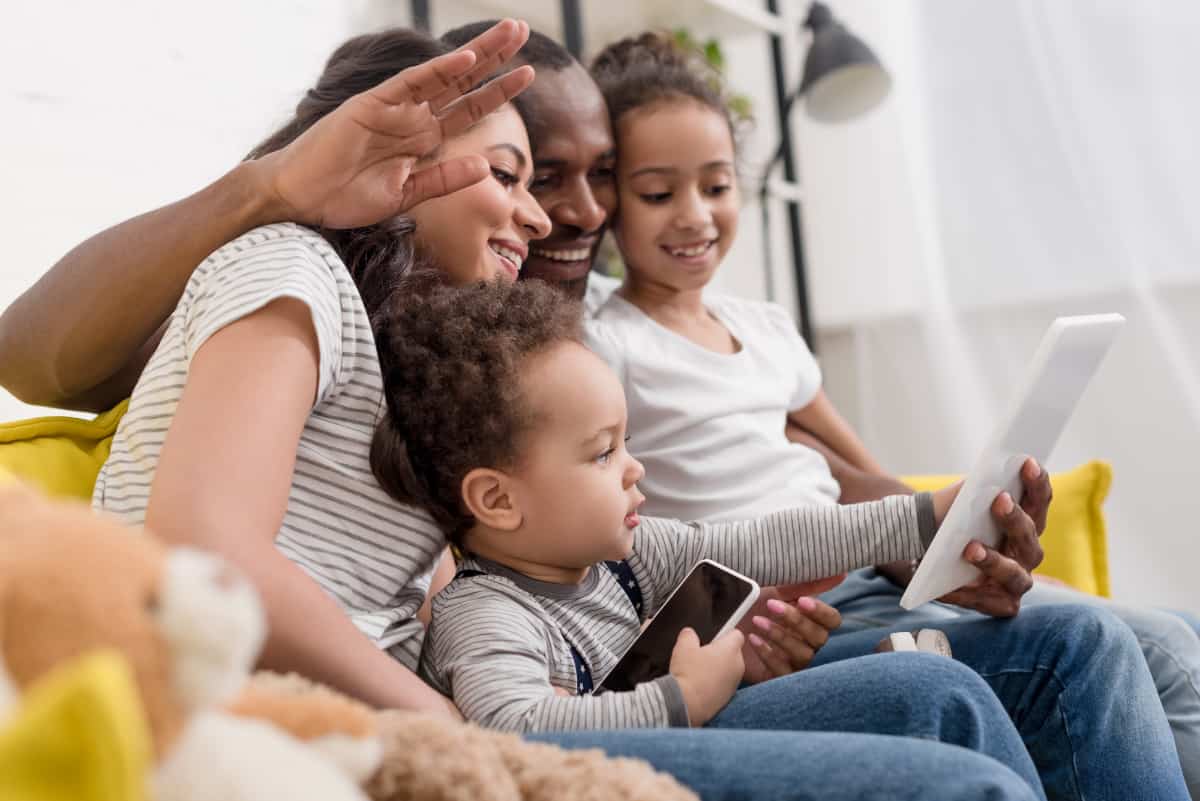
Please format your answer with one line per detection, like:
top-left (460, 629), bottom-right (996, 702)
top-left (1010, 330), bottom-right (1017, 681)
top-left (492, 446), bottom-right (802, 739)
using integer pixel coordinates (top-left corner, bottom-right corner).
top-left (763, 0), bottom-right (891, 347)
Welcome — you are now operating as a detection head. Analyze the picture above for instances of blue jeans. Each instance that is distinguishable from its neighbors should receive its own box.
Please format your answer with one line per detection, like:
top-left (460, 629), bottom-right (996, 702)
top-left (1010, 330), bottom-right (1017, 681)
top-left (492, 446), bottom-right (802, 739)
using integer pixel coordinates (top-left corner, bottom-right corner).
top-left (533, 652), bottom-right (1041, 801)
top-left (536, 728), bottom-right (1038, 801)
top-left (820, 571), bottom-right (1190, 801)
top-left (1026, 583), bottom-right (1200, 799)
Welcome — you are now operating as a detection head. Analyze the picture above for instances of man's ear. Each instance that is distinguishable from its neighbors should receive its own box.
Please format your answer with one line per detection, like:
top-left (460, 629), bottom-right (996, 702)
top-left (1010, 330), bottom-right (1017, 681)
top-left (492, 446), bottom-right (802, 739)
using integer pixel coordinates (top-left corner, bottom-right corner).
top-left (461, 468), bottom-right (522, 532)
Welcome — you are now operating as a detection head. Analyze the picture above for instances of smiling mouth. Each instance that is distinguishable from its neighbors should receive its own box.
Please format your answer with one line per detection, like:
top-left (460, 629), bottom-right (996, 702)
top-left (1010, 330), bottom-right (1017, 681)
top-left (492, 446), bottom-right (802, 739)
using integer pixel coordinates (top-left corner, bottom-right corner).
top-left (524, 245), bottom-right (597, 281)
top-left (489, 242), bottom-right (525, 277)
top-left (663, 240), bottom-right (716, 259)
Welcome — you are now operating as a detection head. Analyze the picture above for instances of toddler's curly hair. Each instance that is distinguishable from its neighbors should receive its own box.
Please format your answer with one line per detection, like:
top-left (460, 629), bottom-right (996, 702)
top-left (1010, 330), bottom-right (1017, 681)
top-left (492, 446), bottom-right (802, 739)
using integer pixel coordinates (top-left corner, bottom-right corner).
top-left (369, 271), bottom-right (583, 543)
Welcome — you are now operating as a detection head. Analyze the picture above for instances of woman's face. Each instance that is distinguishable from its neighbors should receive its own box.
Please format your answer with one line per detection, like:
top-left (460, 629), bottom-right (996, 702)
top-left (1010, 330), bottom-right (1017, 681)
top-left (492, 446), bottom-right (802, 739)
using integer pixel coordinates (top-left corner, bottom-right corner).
top-left (407, 104), bottom-right (551, 285)
top-left (520, 63), bottom-right (617, 298)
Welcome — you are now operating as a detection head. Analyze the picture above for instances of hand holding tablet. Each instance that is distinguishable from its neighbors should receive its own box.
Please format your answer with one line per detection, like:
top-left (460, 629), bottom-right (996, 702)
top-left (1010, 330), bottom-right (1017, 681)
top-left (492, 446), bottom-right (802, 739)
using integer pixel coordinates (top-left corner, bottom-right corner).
top-left (901, 314), bottom-right (1125, 610)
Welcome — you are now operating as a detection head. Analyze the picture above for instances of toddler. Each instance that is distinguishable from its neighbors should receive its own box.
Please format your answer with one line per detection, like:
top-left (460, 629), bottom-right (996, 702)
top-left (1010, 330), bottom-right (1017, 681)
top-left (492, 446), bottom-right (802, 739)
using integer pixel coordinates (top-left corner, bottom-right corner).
top-left (369, 271), bottom-right (954, 733)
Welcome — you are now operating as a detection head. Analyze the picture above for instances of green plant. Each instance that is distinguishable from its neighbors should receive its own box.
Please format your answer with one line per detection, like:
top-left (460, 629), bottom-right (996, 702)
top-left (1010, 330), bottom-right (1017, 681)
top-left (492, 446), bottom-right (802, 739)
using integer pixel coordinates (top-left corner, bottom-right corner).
top-left (671, 28), bottom-right (754, 123)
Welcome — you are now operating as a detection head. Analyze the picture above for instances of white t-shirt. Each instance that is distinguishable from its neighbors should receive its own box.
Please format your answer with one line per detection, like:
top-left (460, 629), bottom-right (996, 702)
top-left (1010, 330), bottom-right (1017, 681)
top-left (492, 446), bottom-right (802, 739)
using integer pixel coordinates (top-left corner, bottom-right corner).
top-left (94, 222), bottom-right (444, 670)
top-left (585, 291), bottom-right (841, 522)
top-left (583, 271), bottom-right (621, 317)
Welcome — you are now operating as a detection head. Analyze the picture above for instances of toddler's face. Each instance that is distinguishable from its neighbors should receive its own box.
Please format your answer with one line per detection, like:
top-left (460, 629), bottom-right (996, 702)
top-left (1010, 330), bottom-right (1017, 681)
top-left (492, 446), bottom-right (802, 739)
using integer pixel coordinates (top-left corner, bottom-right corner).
top-left (613, 99), bottom-right (739, 293)
top-left (504, 342), bottom-right (646, 568)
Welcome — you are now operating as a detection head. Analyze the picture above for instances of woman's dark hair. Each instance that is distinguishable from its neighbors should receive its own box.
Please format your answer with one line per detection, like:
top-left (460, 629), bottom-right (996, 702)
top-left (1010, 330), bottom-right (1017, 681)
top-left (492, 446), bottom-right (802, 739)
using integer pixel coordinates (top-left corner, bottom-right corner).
top-left (589, 32), bottom-right (742, 147)
top-left (369, 271), bottom-right (583, 544)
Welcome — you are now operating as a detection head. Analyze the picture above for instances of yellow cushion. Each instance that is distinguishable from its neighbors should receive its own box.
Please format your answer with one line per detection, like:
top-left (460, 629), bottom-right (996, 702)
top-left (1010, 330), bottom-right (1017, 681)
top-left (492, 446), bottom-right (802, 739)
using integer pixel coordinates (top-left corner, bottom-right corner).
top-left (0, 649), bottom-right (151, 801)
top-left (0, 401), bottom-right (128, 500)
top-left (1, 403), bottom-right (1112, 597)
top-left (904, 461), bottom-right (1112, 597)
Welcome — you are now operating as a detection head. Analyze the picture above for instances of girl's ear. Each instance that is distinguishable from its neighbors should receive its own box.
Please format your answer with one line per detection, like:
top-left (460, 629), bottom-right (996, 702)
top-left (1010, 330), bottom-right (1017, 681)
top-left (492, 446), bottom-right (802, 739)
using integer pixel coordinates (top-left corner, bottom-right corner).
top-left (460, 468), bottom-right (522, 532)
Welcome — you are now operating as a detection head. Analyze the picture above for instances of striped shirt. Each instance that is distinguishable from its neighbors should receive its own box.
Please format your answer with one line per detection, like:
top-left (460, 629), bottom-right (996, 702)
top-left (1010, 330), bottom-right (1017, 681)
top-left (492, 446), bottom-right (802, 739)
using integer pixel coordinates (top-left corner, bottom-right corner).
top-left (420, 493), bottom-right (935, 732)
top-left (93, 222), bottom-right (444, 670)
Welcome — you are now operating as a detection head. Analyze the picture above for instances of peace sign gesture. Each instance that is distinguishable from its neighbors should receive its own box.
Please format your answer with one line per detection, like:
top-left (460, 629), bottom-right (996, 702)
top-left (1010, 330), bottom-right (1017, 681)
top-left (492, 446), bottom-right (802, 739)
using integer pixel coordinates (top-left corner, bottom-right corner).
top-left (254, 19), bottom-right (534, 229)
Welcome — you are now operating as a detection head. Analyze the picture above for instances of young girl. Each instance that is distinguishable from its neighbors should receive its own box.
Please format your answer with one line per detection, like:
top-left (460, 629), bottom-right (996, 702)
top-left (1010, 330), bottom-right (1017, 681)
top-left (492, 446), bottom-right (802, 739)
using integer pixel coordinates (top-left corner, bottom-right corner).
top-left (373, 270), bottom-right (963, 732)
top-left (584, 33), bottom-right (883, 525)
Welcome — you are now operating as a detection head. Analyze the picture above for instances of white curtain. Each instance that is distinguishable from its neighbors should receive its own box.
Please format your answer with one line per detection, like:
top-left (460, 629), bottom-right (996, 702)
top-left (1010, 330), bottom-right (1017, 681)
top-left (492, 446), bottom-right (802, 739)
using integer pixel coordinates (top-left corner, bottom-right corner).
top-left (802, 0), bottom-right (1200, 609)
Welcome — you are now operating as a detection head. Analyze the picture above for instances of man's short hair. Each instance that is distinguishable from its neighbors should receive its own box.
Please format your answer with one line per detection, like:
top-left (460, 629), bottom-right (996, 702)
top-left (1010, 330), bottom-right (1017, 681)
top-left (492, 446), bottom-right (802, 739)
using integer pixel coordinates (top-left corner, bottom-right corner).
top-left (440, 21), bottom-right (577, 71)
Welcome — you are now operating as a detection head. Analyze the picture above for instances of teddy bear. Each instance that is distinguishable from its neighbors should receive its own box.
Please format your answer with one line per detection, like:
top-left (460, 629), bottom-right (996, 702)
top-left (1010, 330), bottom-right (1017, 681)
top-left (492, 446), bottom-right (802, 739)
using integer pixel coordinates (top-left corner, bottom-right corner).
top-left (0, 481), bottom-right (698, 801)
top-left (0, 481), bottom-right (376, 801)
top-left (232, 671), bottom-right (698, 801)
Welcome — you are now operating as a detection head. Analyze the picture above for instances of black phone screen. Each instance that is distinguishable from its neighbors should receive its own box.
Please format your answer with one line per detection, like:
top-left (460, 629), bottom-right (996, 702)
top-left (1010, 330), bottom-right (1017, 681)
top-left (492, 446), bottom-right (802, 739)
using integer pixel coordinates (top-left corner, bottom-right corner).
top-left (598, 561), bottom-right (755, 693)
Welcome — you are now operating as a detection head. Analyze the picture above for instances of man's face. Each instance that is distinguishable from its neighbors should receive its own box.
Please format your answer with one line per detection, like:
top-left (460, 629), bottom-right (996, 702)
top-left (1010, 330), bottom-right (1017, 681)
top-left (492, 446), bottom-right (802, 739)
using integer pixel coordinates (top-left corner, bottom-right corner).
top-left (519, 63), bottom-right (617, 300)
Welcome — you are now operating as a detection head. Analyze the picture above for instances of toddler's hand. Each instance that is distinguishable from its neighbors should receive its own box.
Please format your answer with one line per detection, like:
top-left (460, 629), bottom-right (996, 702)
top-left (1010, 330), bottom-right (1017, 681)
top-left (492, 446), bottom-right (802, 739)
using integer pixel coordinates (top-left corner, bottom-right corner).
top-left (670, 627), bottom-right (745, 726)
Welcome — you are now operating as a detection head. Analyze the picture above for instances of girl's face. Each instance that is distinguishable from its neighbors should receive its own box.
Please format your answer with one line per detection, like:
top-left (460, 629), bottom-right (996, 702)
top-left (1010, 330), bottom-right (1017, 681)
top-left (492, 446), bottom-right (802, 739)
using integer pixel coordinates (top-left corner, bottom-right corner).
top-left (613, 100), bottom-right (739, 293)
top-left (408, 105), bottom-right (551, 285)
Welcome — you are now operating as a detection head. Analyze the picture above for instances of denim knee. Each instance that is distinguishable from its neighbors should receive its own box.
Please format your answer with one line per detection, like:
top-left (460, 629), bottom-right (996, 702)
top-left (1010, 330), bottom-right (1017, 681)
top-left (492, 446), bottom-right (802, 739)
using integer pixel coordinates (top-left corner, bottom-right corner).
top-left (1043, 602), bottom-right (1145, 665)
top-left (1129, 606), bottom-right (1200, 657)
top-left (874, 652), bottom-right (1014, 742)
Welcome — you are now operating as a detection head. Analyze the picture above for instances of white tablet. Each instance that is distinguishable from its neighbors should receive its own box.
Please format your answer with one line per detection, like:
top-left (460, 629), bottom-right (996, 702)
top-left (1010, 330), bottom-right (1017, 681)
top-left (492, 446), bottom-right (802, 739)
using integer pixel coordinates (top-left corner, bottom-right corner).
top-left (900, 314), bottom-right (1125, 610)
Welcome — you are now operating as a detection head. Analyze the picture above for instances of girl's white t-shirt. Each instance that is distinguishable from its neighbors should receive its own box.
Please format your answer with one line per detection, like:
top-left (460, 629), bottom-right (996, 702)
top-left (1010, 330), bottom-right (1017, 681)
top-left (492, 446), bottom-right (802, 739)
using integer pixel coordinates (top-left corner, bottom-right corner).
top-left (585, 288), bottom-right (841, 523)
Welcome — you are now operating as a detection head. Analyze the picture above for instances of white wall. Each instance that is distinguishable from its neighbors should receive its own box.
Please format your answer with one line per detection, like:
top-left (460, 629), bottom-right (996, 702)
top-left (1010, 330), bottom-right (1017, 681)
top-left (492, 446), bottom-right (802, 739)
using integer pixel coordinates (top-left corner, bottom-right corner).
top-left (0, 0), bottom-right (413, 420)
top-left (802, 0), bottom-right (1200, 610)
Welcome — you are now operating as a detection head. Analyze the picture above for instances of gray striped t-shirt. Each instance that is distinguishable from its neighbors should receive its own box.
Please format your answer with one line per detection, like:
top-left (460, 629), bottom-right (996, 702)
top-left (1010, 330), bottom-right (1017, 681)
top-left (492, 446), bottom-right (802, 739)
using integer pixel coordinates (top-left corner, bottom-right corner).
top-left (420, 493), bottom-right (935, 732)
top-left (93, 222), bottom-right (444, 670)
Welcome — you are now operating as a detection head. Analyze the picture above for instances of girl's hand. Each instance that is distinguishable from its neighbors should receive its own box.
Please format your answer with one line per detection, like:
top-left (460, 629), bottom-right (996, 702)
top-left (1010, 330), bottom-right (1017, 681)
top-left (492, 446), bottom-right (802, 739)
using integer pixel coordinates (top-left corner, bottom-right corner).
top-left (670, 628), bottom-right (744, 727)
top-left (739, 582), bottom-right (844, 683)
top-left (252, 19), bottom-right (535, 229)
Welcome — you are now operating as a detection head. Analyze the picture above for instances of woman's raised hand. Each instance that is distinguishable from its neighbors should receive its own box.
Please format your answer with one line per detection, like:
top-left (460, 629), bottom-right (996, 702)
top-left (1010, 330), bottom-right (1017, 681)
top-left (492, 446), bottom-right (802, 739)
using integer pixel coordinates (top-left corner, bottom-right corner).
top-left (253, 19), bottom-right (534, 229)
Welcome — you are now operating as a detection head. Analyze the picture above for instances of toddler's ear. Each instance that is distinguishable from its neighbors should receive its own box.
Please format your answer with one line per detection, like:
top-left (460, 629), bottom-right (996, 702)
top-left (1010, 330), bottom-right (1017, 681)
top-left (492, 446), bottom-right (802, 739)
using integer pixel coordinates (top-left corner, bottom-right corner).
top-left (461, 468), bottom-right (522, 532)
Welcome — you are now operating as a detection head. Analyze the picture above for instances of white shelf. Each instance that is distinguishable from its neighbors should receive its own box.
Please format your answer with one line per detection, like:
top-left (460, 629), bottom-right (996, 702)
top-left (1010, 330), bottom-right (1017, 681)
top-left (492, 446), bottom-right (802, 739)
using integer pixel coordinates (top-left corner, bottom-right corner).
top-left (436, 0), bottom-right (788, 56)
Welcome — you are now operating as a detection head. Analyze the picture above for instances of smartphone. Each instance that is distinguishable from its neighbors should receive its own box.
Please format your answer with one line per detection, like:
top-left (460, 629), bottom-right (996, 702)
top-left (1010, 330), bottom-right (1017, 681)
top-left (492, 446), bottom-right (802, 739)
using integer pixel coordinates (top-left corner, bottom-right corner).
top-left (597, 559), bottom-right (760, 693)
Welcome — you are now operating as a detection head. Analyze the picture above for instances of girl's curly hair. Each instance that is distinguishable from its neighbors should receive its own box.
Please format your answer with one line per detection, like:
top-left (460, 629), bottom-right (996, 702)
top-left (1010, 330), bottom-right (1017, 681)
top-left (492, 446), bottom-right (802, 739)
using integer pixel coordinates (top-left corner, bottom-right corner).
top-left (589, 31), bottom-right (742, 147)
top-left (369, 271), bottom-right (583, 543)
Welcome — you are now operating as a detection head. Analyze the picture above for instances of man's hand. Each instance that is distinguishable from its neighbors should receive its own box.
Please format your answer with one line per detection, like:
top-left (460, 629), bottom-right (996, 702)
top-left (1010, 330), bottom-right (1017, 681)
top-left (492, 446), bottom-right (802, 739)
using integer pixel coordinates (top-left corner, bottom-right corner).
top-left (251, 19), bottom-right (535, 229)
top-left (670, 628), bottom-right (745, 727)
top-left (739, 576), bottom-right (845, 683)
top-left (937, 458), bottom-right (1050, 617)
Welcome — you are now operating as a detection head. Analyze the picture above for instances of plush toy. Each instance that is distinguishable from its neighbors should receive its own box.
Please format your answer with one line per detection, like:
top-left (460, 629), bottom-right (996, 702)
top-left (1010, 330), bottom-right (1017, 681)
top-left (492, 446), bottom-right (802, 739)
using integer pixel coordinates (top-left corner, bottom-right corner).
top-left (234, 671), bottom-right (699, 801)
top-left (0, 482), bottom-right (374, 801)
top-left (0, 482), bottom-right (698, 801)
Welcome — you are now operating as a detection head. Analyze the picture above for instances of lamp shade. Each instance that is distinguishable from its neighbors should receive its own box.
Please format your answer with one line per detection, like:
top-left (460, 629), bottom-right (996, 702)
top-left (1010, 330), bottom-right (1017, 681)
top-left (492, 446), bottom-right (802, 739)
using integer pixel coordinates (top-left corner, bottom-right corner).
top-left (799, 2), bottom-right (892, 123)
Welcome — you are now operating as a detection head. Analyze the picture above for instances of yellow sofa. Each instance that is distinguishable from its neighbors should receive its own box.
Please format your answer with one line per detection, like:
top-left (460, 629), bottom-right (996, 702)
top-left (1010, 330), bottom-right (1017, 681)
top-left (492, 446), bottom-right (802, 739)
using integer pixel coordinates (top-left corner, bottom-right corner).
top-left (0, 404), bottom-right (1111, 597)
